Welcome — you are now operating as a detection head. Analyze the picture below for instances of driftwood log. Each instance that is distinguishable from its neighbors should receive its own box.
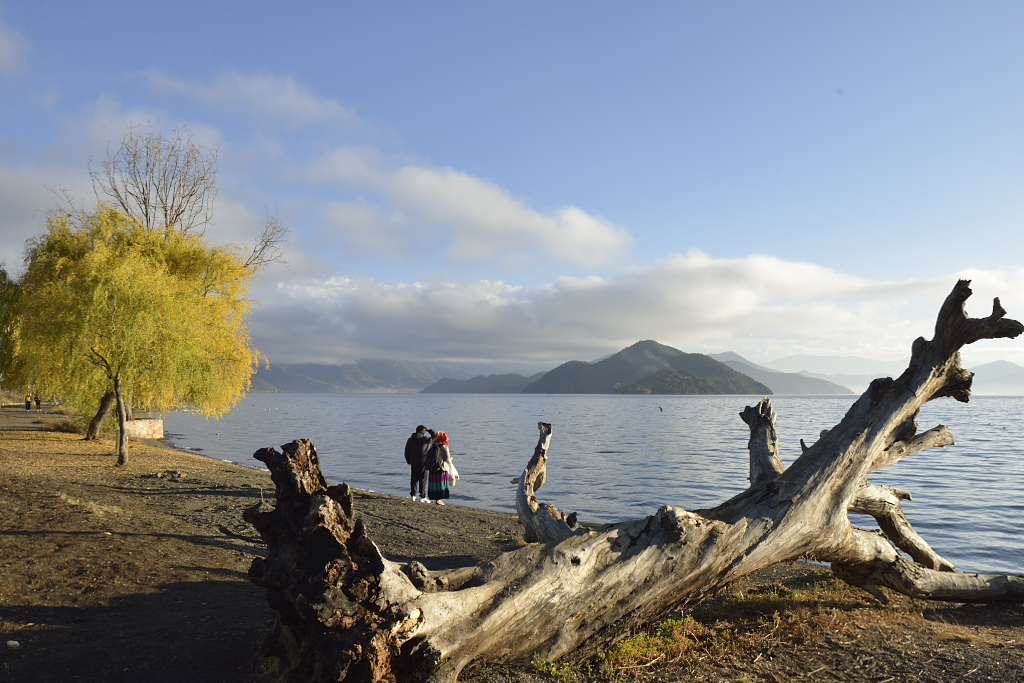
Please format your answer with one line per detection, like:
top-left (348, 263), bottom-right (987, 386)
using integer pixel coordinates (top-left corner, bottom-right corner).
top-left (244, 280), bottom-right (1024, 682)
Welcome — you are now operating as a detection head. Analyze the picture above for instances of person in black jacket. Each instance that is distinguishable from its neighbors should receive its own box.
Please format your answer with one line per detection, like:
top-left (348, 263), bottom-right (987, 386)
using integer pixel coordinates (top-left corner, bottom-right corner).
top-left (404, 425), bottom-right (434, 502)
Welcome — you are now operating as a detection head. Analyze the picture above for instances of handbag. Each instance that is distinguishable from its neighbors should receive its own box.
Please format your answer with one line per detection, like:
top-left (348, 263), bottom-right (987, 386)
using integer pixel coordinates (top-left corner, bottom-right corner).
top-left (448, 461), bottom-right (460, 485)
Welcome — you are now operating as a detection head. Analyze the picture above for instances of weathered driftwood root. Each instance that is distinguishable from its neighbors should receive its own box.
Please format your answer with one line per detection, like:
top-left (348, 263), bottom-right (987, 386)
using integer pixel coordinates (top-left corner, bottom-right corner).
top-left (740, 399), bottom-right (785, 484)
top-left (515, 422), bottom-right (581, 543)
top-left (246, 280), bottom-right (1024, 682)
top-left (740, 398), bottom-right (956, 572)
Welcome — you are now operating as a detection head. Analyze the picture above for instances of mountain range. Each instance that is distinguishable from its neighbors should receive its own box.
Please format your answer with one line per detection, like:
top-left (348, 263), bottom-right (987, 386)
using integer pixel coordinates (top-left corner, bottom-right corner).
top-left (252, 359), bottom-right (531, 393)
top-left (253, 348), bottom-right (1024, 396)
top-left (967, 360), bottom-right (1024, 395)
top-left (708, 353), bottom-right (853, 394)
top-left (761, 355), bottom-right (1024, 395)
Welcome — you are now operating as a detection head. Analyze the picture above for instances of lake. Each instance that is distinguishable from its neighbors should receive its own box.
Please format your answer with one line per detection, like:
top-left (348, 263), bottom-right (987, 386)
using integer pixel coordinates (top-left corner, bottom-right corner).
top-left (165, 393), bottom-right (1024, 575)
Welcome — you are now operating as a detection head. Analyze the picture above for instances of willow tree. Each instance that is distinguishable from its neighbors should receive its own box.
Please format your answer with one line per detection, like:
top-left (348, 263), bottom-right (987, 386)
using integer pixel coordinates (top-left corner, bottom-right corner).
top-left (80, 128), bottom-right (285, 439)
top-left (11, 207), bottom-right (256, 465)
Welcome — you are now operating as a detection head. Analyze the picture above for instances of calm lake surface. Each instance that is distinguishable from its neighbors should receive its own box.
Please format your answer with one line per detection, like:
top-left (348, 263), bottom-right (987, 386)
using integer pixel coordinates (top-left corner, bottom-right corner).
top-left (165, 394), bottom-right (1024, 574)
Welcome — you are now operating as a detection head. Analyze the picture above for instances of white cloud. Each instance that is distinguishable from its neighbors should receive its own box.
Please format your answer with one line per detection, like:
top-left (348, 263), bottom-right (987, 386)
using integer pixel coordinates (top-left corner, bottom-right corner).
top-left (144, 70), bottom-right (356, 127)
top-left (0, 16), bottom-right (28, 76)
top-left (250, 253), bottom-right (1024, 368)
top-left (313, 147), bottom-right (632, 267)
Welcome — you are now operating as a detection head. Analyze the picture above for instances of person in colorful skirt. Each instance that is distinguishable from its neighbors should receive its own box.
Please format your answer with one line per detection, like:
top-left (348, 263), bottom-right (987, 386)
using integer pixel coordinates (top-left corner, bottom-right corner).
top-left (427, 431), bottom-right (456, 505)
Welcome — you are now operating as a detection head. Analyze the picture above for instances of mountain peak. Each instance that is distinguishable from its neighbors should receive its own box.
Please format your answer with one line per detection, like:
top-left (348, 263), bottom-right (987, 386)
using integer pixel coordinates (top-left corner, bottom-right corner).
top-left (524, 340), bottom-right (771, 394)
top-left (624, 339), bottom-right (672, 352)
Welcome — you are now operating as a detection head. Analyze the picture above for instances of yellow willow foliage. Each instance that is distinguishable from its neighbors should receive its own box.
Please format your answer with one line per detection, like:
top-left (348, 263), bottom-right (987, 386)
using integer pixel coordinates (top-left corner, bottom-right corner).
top-left (12, 207), bottom-right (256, 417)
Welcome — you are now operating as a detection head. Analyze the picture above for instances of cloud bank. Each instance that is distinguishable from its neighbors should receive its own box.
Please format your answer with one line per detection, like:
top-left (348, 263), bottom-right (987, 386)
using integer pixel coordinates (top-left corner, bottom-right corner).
top-left (252, 253), bottom-right (1024, 367)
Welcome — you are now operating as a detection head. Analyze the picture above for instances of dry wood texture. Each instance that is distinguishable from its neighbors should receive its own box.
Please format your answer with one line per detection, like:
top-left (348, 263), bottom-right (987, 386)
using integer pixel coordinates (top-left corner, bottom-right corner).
top-left (246, 280), bottom-right (1024, 682)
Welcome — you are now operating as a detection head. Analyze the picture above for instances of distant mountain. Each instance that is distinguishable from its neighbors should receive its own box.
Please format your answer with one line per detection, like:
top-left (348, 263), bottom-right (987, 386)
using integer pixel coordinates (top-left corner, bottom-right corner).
top-left (972, 360), bottom-right (1024, 395)
top-left (709, 353), bottom-right (853, 395)
top-left (758, 354), bottom-right (1024, 395)
top-left (764, 354), bottom-right (906, 393)
top-left (254, 360), bottom-right (497, 393)
top-left (522, 340), bottom-right (771, 395)
top-left (422, 373), bottom-right (539, 394)
top-left (255, 354), bottom-right (1024, 396)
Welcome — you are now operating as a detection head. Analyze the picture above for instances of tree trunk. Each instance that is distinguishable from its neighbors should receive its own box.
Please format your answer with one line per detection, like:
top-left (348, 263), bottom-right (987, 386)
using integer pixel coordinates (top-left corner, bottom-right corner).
top-left (85, 391), bottom-right (115, 440)
top-left (113, 375), bottom-right (128, 466)
top-left (244, 280), bottom-right (1024, 682)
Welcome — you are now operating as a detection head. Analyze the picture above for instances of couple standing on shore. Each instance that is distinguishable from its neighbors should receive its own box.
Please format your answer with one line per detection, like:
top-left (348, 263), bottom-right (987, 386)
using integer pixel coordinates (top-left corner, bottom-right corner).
top-left (405, 425), bottom-right (459, 505)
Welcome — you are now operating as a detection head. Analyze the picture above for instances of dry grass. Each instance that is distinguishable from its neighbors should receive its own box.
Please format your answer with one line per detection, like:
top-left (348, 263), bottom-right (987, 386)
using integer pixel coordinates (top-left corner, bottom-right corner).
top-left (546, 574), bottom-right (1024, 681)
top-left (913, 611), bottom-right (1023, 648)
top-left (0, 421), bottom-right (240, 480)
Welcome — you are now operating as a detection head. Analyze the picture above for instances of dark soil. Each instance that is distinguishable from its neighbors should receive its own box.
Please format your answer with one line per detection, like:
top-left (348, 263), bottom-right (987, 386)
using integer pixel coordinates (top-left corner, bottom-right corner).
top-left (1, 406), bottom-right (1022, 682)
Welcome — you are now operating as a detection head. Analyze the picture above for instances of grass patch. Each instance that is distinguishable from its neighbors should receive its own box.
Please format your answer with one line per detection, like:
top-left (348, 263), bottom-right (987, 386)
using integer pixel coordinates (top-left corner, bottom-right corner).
top-left (699, 580), bottom-right (868, 620)
top-left (531, 657), bottom-right (580, 681)
top-left (593, 578), bottom-right (885, 676)
top-left (599, 616), bottom-right (712, 672)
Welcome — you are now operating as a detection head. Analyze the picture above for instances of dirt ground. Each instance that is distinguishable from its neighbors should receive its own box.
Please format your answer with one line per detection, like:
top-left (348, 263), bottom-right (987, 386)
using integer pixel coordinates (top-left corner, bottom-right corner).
top-left (1, 405), bottom-right (1022, 682)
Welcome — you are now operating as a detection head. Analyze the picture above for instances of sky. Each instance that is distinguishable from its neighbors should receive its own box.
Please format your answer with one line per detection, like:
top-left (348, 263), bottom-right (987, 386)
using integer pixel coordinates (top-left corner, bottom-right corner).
top-left (1, 2), bottom-right (1023, 370)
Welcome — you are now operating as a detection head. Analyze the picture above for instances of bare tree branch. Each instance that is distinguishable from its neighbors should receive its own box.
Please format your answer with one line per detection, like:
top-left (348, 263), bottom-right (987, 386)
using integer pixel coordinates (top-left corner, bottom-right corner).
top-left (90, 127), bottom-right (218, 235)
top-left (243, 215), bottom-right (288, 270)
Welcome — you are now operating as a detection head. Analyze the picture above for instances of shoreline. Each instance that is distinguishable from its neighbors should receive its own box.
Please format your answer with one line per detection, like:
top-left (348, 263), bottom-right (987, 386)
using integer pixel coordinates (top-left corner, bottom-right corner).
top-left (159, 431), bottom-right (266, 472)
top-left (2, 406), bottom-right (1023, 681)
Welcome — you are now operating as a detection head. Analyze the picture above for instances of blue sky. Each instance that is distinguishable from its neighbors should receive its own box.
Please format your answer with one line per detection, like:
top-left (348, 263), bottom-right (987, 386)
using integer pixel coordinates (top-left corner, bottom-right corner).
top-left (1, 2), bottom-right (1023, 367)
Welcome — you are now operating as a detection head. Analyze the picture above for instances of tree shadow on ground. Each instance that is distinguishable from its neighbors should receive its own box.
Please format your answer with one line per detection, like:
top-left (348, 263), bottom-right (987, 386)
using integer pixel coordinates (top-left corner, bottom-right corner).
top-left (0, 578), bottom-right (271, 683)
top-left (0, 529), bottom-right (259, 555)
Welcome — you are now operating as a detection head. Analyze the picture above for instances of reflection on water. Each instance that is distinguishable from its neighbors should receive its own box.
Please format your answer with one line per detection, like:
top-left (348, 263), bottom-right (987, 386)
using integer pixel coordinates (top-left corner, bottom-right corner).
top-left (165, 393), bottom-right (1024, 574)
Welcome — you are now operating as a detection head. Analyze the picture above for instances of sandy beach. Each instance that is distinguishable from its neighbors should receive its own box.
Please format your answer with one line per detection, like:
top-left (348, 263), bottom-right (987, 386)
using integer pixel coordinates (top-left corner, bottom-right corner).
top-left (1, 406), bottom-right (1023, 682)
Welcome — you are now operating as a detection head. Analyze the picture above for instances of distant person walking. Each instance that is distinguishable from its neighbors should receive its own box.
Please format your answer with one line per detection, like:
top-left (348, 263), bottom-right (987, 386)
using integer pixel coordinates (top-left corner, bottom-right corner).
top-left (404, 425), bottom-right (434, 502)
top-left (427, 432), bottom-right (457, 505)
